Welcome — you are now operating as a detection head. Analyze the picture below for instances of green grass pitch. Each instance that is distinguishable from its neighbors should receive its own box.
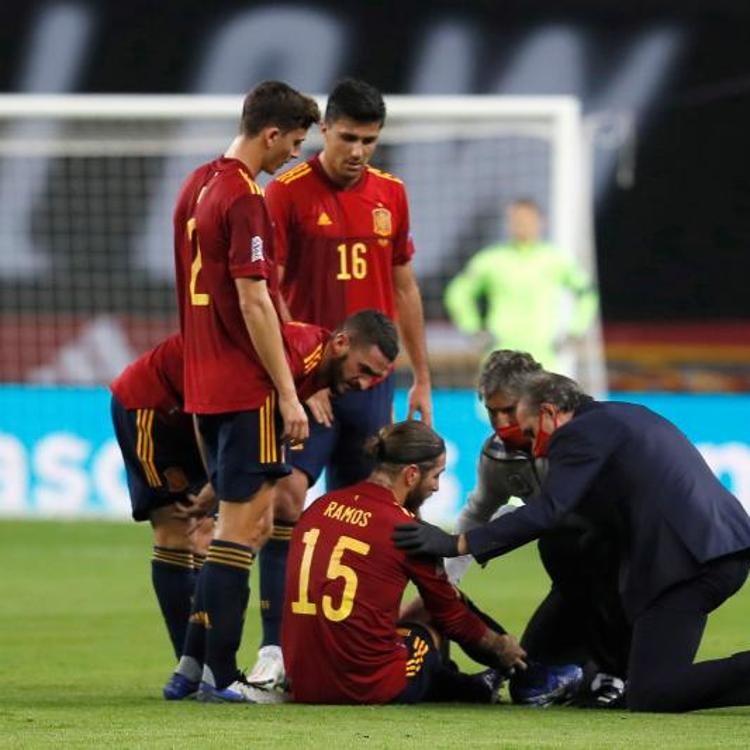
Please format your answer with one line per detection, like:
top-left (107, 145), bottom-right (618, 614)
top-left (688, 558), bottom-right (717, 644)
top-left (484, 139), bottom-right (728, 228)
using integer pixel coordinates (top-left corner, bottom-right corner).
top-left (2, 520), bottom-right (750, 749)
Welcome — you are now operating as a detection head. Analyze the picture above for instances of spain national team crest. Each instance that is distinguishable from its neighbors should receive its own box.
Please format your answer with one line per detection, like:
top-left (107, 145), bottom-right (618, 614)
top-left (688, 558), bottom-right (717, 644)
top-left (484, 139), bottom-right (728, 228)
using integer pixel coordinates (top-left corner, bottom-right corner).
top-left (372, 207), bottom-right (392, 237)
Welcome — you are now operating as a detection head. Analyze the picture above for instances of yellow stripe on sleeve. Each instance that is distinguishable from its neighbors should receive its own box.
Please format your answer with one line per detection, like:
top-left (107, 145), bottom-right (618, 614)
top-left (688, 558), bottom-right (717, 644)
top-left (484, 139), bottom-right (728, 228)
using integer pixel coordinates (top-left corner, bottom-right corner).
top-left (238, 169), bottom-right (262, 195)
top-left (303, 343), bottom-right (323, 365)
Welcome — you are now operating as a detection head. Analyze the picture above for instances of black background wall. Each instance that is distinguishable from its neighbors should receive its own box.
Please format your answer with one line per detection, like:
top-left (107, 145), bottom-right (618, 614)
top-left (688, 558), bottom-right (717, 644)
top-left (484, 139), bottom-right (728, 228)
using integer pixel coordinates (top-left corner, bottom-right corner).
top-left (1, 0), bottom-right (749, 323)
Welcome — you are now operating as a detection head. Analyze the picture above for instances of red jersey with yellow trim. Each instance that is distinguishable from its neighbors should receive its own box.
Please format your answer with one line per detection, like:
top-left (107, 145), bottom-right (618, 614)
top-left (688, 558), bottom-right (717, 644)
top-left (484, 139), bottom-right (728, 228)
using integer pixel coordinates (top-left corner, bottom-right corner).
top-left (110, 333), bottom-right (184, 415)
top-left (282, 321), bottom-right (330, 401)
top-left (111, 322), bottom-right (328, 419)
top-left (266, 155), bottom-right (415, 331)
top-left (281, 480), bottom-right (487, 704)
top-left (173, 157), bottom-right (278, 414)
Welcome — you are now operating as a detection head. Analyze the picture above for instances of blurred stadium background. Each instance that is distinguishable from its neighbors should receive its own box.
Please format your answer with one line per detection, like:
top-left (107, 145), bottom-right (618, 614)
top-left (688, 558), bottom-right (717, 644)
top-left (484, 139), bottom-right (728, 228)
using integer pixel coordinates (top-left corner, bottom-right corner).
top-left (0, 0), bottom-right (749, 523)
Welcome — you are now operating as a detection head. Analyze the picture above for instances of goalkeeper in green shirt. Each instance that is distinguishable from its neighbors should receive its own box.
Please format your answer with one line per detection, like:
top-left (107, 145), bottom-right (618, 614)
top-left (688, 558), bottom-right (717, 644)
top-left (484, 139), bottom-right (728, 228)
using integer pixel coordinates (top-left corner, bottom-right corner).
top-left (444, 199), bottom-right (598, 372)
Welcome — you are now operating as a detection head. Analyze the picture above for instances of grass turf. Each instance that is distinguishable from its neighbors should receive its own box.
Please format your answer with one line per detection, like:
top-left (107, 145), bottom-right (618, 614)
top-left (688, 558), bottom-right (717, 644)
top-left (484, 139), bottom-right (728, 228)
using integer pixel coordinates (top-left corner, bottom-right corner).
top-left (2, 520), bottom-right (750, 748)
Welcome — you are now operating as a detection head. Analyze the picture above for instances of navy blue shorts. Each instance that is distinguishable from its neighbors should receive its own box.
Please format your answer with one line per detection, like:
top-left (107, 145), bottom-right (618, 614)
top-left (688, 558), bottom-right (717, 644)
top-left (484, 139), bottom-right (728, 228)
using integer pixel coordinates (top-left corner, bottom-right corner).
top-left (290, 375), bottom-right (394, 490)
top-left (197, 394), bottom-right (291, 502)
top-left (110, 396), bottom-right (207, 522)
top-left (393, 623), bottom-right (442, 704)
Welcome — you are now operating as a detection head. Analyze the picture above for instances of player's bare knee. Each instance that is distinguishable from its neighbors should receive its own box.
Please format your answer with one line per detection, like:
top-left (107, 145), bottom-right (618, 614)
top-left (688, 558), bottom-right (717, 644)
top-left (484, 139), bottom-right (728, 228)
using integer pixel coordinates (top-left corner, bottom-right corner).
top-left (193, 516), bottom-right (215, 555)
top-left (248, 505), bottom-right (274, 548)
top-left (215, 481), bottom-right (276, 547)
top-left (151, 505), bottom-right (193, 549)
top-left (273, 469), bottom-right (309, 523)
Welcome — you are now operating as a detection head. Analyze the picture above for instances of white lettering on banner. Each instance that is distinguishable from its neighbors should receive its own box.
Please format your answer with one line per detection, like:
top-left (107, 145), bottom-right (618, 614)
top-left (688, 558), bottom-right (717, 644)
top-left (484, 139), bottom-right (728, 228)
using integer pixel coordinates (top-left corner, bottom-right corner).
top-left (0, 432), bottom-right (130, 518)
top-left (698, 442), bottom-right (750, 516)
top-left (33, 433), bottom-right (91, 516)
top-left (92, 439), bottom-right (130, 514)
top-left (0, 433), bottom-right (28, 513)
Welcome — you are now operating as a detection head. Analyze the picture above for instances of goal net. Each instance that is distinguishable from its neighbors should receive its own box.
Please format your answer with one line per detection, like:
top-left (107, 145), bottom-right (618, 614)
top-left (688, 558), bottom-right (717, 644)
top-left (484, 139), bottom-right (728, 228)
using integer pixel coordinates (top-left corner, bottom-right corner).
top-left (0, 94), bottom-right (604, 392)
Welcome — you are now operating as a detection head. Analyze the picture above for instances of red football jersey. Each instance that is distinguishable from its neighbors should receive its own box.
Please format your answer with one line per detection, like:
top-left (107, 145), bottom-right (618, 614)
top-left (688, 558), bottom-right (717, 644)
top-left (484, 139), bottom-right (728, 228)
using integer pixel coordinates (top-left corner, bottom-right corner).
top-left (281, 481), bottom-right (487, 704)
top-left (110, 333), bottom-right (184, 414)
top-left (173, 157), bottom-right (277, 413)
top-left (281, 321), bottom-right (330, 402)
top-left (111, 323), bottom-right (326, 419)
top-left (266, 155), bottom-right (415, 331)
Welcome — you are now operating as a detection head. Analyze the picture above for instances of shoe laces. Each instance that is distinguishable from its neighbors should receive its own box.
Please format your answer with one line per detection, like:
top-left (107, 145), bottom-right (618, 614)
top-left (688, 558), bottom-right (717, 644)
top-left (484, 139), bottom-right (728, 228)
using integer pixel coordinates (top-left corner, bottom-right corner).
top-left (591, 673), bottom-right (625, 694)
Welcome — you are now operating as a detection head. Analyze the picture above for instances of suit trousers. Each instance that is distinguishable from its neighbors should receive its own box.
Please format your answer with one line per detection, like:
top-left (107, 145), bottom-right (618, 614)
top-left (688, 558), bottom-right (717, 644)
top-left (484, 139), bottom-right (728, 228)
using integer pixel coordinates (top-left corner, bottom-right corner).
top-left (521, 526), bottom-right (630, 677)
top-left (627, 553), bottom-right (750, 712)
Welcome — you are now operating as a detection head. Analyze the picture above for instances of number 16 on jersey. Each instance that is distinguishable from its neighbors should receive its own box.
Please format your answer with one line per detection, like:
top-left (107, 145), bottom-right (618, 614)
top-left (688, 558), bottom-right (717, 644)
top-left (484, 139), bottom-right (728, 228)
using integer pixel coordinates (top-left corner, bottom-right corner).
top-left (336, 242), bottom-right (368, 281)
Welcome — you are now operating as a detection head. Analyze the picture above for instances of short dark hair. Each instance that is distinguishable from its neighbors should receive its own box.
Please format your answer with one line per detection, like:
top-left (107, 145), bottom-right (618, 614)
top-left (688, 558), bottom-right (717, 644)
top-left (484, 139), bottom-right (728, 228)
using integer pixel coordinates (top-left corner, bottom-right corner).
top-left (339, 309), bottom-right (399, 362)
top-left (478, 350), bottom-right (542, 402)
top-left (518, 372), bottom-right (588, 415)
top-left (324, 78), bottom-right (386, 126)
top-left (240, 81), bottom-right (320, 137)
top-left (509, 197), bottom-right (541, 213)
top-left (364, 420), bottom-right (445, 475)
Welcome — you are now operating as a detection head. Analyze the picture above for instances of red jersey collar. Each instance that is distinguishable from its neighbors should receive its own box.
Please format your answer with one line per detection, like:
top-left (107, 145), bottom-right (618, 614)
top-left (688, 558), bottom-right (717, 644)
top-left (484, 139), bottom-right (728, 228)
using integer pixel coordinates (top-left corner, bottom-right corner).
top-left (310, 153), bottom-right (368, 193)
top-left (215, 156), bottom-right (255, 175)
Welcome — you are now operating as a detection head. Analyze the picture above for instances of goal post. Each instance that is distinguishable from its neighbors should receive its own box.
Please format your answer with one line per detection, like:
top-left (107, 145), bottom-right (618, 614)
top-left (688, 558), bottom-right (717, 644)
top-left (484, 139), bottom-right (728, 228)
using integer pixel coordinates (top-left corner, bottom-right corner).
top-left (0, 93), bottom-right (604, 392)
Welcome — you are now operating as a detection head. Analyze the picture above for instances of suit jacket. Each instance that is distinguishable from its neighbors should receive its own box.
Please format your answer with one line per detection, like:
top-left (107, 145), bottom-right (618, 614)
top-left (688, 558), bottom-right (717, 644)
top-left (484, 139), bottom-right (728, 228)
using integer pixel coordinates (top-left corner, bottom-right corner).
top-left (466, 400), bottom-right (750, 618)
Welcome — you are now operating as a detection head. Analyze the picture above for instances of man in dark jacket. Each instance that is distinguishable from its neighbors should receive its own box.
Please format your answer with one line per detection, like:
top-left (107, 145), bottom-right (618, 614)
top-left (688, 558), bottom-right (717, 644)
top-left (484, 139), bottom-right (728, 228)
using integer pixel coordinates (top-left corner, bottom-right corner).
top-left (443, 350), bottom-right (628, 707)
top-left (394, 372), bottom-right (750, 712)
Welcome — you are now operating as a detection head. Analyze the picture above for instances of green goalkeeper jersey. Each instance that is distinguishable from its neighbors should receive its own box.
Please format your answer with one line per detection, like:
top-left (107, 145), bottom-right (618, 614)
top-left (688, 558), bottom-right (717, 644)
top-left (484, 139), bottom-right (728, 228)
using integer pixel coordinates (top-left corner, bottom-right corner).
top-left (444, 241), bottom-right (598, 369)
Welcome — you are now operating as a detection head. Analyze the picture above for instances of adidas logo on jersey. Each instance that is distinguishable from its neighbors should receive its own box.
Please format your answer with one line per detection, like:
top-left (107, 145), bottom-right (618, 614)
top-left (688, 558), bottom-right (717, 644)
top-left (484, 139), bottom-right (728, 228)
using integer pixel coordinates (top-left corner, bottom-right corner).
top-left (317, 212), bottom-right (333, 226)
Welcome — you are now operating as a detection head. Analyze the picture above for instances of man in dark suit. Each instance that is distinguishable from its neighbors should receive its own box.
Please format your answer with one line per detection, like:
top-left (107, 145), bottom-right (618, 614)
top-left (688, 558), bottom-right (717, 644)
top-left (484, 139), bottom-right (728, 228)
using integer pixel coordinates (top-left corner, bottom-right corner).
top-left (394, 372), bottom-right (750, 712)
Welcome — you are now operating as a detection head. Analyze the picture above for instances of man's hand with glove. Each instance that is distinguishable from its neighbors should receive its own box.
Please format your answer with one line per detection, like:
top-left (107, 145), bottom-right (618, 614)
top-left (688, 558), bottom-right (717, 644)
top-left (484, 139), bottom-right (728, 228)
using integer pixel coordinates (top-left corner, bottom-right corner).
top-left (392, 520), bottom-right (467, 557)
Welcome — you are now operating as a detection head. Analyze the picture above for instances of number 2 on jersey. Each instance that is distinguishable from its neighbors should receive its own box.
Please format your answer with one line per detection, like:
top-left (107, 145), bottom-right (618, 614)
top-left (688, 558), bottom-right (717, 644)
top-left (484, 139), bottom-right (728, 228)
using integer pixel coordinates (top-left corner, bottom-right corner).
top-left (291, 528), bottom-right (371, 622)
top-left (187, 218), bottom-right (210, 306)
top-left (336, 242), bottom-right (368, 280)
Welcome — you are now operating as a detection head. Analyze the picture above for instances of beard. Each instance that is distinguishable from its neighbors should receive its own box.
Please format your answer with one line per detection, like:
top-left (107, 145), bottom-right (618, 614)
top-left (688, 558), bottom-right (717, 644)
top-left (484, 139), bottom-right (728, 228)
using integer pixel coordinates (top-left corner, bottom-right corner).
top-left (403, 484), bottom-right (430, 515)
top-left (327, 354), bottom-right (360, 395)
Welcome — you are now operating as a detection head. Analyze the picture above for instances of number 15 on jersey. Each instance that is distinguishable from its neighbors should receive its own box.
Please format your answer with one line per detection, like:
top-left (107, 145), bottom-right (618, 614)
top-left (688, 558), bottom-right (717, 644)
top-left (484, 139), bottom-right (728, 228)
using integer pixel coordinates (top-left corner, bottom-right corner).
top-left (291, 528), bottom-right (370, 622)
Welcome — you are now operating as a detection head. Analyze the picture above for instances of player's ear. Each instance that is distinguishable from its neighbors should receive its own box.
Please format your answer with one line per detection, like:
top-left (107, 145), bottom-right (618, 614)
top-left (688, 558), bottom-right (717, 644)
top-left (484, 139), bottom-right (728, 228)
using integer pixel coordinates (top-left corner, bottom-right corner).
top-left (540, 403), bottom-right (560, 425)
top-left (330, 331), bottom-right (350, 355)
top-left (263, 126), bottom-right (281, 148)
top-left (403, 464), bottom-right (420, 487)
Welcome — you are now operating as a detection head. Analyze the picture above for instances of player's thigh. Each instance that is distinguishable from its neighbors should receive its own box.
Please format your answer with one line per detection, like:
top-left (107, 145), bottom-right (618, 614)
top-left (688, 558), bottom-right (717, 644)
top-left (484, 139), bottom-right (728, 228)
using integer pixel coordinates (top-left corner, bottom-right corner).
top-left (287, 410), bottom-right (339, 488)
top-left (111, 398), bottom-right (189, 522)
top-left (192, 515), bottom-right (216, 555)
top-left (273, 467), bottom-right (310, 522)
top-left (392, 623), bottom-right (442, 704)
top-left (215, 483), bottom-right (276, 548)
top-left (332, 375), bottom-right (394, 432)
top-left (197, 409), bottom-right (289, 502)
top-left (150, 504), bottom-right (194, 549)
top-left (198, 409), bottom-right (291, 545)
